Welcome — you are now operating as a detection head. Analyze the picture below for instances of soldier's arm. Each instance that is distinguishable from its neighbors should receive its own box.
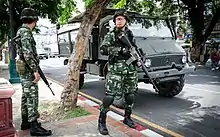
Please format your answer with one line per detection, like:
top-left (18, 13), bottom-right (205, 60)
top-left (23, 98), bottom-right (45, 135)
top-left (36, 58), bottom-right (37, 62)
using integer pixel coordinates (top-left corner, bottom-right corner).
top-left (20, 31), bottom-right (38, 72)
top-left (128, 29), bottom-right (138, 48)
top-left (100, 32), bottom-right (120, 56)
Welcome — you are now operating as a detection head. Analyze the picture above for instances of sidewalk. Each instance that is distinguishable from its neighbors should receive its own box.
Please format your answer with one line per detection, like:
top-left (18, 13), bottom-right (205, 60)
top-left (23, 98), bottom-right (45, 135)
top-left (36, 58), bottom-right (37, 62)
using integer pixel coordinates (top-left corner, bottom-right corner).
top-left (11, 79), bottom-right (147, 137)
top-left (0, 60), bottom-right (8, 72)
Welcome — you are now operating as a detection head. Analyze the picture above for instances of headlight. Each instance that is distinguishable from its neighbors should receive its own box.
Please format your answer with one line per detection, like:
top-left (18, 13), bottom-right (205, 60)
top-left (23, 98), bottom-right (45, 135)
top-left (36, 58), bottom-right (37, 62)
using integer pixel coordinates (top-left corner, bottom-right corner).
top-left (145, 59), bottom-right (151, 67)
top-left (182, 56), bottom-right (187, 63)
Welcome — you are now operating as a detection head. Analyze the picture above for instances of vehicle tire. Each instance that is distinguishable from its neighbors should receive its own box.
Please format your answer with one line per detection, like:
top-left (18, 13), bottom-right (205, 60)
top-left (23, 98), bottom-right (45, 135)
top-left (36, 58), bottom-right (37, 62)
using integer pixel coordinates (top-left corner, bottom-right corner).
top-left (156, 75), bottom-right (185, 97)
top-left (64, 59), bottom-right (68, 65)
top-left (79, 74), bottom-right (84, 89)
top-left (113, 94), bottom-right (125, 109)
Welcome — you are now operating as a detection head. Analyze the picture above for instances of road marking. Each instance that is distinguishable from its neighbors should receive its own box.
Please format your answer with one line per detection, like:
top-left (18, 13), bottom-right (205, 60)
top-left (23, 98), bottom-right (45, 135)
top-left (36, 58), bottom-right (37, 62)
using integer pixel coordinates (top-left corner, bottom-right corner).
top-left (47, 77), bottom-right (184, 137)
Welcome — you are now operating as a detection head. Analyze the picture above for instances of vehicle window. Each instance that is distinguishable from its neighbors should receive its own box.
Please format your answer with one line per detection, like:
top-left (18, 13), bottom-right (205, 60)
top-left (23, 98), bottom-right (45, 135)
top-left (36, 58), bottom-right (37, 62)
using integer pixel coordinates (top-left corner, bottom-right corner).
top-left (70, 31), bottom-right (78, 43)
top-left (109, 19), bottom-right (172, 38)
top-left (58, 32), bottom-right (69, 44)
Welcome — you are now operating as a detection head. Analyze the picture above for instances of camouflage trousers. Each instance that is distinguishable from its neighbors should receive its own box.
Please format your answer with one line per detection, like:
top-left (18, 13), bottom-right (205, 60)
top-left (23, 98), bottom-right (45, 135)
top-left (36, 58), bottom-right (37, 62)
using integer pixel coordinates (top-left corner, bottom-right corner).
top-left (105, 61), bottom-right (138, 97)
top-left (20, 72), bottom-right (39, 122)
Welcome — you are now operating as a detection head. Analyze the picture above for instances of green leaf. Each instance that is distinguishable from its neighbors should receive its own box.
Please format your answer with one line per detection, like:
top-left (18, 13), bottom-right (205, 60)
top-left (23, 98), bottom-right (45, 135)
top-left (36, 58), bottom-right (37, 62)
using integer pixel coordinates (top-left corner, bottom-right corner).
top-left (59, 0), bottom-right (78, 25)
top-left (85, 0), bottom-right (95, 8)
top-left (113, 0), bottom-right (126, 8)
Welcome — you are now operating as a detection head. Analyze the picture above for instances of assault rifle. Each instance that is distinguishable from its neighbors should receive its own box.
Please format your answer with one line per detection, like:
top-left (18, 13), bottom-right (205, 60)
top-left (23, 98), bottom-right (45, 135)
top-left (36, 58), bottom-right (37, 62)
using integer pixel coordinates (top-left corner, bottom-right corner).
top-left (12, 35), bottom-right (55, 96)
top-left (117, 33), bottom-right (159, 92)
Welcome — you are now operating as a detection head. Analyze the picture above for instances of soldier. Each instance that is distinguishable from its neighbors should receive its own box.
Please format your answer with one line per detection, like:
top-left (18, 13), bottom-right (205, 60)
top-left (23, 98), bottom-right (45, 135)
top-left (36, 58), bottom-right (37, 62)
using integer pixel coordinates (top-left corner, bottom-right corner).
top-left (16, 8), bottom-right (52, 136)
top-left (98, 10), bottom-right (139, 135)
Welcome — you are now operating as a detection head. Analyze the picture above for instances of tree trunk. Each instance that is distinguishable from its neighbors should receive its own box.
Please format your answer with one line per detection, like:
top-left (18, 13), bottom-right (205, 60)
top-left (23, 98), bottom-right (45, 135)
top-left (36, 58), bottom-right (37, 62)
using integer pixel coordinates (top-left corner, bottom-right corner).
top-left (187, 0), bottom-right (204, 62)
top-left (188, 6), bottom-right (201, 62)
top-left (60, 0), bottom-right (111, 111)
top-left (201, 7), bottom-right (220, 43)
top-left (191, 6), bottom-right (220, 63)
top-left (190, 39), bottom-right (201, 62)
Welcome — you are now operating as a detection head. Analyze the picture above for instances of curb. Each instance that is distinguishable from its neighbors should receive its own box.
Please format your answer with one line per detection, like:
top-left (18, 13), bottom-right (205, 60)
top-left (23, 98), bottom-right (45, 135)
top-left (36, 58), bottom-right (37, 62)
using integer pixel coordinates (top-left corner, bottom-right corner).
top-left (47, 77), bottom-right (166, 137)
top-left (0, 64), bottom-right (8, 71)
top-left (77, 94), bottom-right (164, 137)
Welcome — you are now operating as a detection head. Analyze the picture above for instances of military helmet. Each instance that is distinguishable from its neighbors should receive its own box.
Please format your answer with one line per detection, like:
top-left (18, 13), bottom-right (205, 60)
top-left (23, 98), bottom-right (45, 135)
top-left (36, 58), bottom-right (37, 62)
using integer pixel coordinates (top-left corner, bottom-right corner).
top-left (20, 8), bottom-right (38, 21)
top-left (113, 10), bottom-right (129, 23)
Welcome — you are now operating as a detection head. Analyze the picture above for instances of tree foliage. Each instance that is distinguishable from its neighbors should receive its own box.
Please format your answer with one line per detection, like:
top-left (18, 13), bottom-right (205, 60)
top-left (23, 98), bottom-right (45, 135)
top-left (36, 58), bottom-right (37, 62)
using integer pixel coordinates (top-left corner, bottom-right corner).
top-left (59, 0), bottom-right (78, 25)
top-left (0, 0), bottom-right (79, 42)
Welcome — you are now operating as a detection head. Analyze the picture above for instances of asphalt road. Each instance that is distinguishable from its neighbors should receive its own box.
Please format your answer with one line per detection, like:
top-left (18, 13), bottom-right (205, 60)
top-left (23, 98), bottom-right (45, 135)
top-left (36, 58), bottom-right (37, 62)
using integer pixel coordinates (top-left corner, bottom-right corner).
top-left (41, 58), bottom-right (220, 137)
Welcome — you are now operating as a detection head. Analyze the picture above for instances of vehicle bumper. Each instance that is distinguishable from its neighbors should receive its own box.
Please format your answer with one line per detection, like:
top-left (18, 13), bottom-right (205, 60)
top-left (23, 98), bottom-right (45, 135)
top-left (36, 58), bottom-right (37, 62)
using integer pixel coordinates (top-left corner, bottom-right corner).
top-left (138, 64), bottom-right (196, 82)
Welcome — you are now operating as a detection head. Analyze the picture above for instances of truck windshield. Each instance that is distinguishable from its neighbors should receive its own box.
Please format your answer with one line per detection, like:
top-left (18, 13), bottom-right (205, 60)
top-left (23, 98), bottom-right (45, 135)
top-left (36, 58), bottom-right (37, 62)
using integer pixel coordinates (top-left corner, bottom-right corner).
top-left (108, 18), bottom-right (173, 38)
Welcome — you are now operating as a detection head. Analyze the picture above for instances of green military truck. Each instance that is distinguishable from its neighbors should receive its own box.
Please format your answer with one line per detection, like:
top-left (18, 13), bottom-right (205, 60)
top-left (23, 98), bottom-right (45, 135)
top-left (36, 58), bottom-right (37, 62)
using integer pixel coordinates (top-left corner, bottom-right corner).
top-left (57, 9), bottom-right (196, 103)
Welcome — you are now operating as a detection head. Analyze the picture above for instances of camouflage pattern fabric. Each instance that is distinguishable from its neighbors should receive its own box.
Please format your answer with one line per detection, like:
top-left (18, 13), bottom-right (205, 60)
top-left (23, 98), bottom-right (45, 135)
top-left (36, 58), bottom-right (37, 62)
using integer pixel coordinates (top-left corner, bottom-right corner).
top-left (100, 27), bottom-right (138, 102)
top-left (16, 24), bottom-right (39, 122)
top-left (100, 30), bottom-right (118, 56)
top-left (20, 72), bottom-right (39, 122)
top-left (105, 61), bottom-right (138, 96)
top-left (16, 25), bottom-right (39, 72)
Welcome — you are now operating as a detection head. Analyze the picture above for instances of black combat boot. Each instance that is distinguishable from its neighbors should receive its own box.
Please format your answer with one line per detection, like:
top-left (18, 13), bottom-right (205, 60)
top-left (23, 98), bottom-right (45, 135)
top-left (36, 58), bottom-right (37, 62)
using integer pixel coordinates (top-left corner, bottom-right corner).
top-left (30, 120), bottom-right (52, 136)
top-left (21, 115), bottom-right (30, 130)
top-left (98, 111), bottom-right (109, 135)
top-left (21, 113), bottom-right (41, 130)
top-left (123, 108), bottom-right (136, 129)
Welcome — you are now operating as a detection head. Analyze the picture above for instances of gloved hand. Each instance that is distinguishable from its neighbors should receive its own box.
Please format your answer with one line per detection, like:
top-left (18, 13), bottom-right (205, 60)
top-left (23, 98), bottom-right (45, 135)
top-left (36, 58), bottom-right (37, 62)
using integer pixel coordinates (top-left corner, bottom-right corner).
top-left (136, 61), bottom-right (142, 68)
top-left (121, 47), bottom-right (131, 54)
top-left (111, 47), bottom-right (121, 56)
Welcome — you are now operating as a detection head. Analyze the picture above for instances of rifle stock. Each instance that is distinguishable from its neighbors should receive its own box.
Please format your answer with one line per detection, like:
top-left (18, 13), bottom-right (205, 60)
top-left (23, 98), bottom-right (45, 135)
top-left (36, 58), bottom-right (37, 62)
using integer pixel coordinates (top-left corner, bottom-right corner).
top-left (118, 33), bottom-right (159, 92)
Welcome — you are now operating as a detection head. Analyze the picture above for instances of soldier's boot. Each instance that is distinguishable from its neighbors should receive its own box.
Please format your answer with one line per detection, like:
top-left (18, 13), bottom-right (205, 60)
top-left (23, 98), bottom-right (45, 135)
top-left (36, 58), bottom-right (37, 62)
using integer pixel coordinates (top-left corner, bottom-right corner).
top-left (30, 120), bottom-right (52, 136)
top-left (98, 111), bottom-right (109, 135)
top-left (123, 108), bottom-right (136, 129)
top-left (21, 113), bottom-right (41, 130)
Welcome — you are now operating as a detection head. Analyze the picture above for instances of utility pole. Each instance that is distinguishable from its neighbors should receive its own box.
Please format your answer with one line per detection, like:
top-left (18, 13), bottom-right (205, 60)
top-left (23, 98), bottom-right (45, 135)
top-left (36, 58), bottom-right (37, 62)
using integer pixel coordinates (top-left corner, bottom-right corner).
top-left (8, 0), bottom-right (20, 83)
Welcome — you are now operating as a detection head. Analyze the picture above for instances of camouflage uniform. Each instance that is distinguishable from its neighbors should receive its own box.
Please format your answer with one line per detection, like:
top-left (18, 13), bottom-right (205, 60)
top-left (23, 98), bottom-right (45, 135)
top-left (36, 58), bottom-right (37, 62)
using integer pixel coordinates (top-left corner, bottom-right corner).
top-left (16, 25), bottom-right (40, 122)
top-left (98, 10), bottom-right (138, 135)
top-left (101, 27), bottom-right (138, 103)
top-left (15, 8), bottom-right (52, 136)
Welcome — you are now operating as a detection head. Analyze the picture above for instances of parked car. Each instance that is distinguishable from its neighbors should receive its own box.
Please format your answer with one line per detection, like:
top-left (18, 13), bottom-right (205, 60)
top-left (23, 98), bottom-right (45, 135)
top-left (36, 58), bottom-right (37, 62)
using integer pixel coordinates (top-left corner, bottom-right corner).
top-left (37, 48), bottom-right (48, 59)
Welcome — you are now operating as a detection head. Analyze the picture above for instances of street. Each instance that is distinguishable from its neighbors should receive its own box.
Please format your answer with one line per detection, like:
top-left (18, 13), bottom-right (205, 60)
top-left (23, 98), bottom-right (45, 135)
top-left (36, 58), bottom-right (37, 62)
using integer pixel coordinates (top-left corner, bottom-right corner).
top-left (41, 58), bottom-right (220, 137)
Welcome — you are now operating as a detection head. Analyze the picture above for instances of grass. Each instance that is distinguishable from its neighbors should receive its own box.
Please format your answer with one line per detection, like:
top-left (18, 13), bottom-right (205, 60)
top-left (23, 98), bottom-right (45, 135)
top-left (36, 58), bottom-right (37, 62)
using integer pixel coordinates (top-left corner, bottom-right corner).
top-left (38, 101), bottom-right (91, 122)
top-left (65, 106), bottom-right (91, 119)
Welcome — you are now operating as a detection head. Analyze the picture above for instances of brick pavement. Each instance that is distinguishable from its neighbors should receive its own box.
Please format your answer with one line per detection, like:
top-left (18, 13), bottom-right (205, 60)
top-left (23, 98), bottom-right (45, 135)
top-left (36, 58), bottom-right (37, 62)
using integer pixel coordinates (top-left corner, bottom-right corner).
top-left (0, 61), bottom-right (163, 137)
top-left (11, 79), bottom-right (148, 137)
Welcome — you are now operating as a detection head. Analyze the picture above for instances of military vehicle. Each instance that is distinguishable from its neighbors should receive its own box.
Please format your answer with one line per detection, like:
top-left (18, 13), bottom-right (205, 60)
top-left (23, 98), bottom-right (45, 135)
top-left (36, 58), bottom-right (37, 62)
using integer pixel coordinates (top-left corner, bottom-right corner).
top-left (57, 9), bottom-right (196, 103)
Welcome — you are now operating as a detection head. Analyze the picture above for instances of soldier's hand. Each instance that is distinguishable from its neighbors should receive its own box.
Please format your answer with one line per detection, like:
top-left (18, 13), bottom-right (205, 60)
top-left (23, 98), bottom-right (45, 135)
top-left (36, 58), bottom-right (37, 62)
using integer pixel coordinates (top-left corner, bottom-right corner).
top-left (33, 72), bottom-right (40, 83)
top-left (137, 61), bottom-right (142, 68)
top-left (111, 47), bottom-right (121, 56)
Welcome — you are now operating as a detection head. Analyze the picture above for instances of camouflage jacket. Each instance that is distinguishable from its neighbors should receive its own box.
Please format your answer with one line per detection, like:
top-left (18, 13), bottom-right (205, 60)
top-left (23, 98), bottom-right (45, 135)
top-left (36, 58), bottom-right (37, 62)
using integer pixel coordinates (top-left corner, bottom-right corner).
top-left (16, 24), bottom-right (39, 73)
top-left (100, 27), bottom-right (138, 74)
top-left (100, 27), bottom-right (136, 58)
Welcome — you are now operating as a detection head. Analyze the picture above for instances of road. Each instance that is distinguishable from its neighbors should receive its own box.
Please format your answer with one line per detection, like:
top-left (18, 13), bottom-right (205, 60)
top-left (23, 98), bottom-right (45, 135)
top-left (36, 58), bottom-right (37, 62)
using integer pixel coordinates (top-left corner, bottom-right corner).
top-left (41, 58), bottom-right (220, 137)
